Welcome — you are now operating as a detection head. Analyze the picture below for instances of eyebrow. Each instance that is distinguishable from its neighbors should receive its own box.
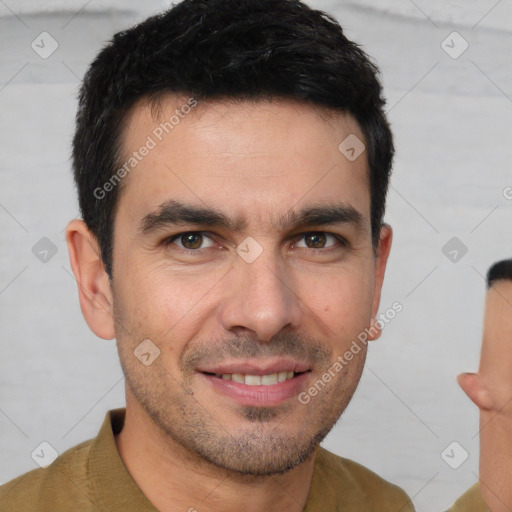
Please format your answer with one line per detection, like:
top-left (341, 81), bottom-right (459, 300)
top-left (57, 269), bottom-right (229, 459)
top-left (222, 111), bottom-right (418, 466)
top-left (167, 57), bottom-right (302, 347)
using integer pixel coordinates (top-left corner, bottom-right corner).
top-left (138, 199), bottom-right (365, 235)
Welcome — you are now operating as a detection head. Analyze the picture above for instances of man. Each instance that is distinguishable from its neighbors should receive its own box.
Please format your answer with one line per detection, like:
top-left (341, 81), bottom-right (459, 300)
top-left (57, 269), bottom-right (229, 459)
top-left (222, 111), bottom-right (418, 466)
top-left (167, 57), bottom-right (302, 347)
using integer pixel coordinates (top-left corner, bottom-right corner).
top-left (0, 0), bottom-right (502, 510)
top-left (450, 259), bottom-right (512, 512)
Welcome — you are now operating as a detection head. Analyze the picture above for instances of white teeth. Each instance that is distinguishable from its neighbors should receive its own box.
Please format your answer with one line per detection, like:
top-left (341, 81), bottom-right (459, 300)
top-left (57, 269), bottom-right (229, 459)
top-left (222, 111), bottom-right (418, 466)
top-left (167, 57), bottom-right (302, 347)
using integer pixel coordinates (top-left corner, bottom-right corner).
top-left (245, 375), bottom-right (262, 386)
top-left (277, 371), bottom-right (288, 382)
top-left (218, 372), bottom-right (296, 385)
top-left (261, 373), bottom-right (278, 385)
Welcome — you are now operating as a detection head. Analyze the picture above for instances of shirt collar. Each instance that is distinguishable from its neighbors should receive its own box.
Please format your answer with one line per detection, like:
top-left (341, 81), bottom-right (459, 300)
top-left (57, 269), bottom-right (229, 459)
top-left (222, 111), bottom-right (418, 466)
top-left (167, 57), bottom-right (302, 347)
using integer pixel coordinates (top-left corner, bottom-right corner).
top-left (89, 408), bottom-right (337, 512)
top-left (88, 408), bottom-right (159, 511)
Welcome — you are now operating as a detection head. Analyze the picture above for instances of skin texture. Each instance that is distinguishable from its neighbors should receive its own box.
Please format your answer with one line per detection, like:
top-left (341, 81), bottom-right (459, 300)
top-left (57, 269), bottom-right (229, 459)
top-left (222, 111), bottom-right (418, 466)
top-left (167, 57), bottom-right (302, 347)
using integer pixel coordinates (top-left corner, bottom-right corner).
top-left (459, 279), bottom-right (512, 512)
top-left (66, 96), bottom-right (392, 512)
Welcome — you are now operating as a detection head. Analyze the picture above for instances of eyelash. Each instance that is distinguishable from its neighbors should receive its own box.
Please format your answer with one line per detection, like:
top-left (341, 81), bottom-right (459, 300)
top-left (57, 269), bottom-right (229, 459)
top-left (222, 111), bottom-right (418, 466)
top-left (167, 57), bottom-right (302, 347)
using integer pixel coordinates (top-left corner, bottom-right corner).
top-left (162, 231), bottom-right (349, 254)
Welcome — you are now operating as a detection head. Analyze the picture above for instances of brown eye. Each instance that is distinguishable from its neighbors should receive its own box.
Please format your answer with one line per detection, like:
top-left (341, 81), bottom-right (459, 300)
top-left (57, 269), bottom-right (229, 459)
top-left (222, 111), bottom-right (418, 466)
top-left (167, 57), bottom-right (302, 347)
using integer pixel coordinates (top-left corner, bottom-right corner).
top-left (304, 232), bottom-right (327, 249)
top-left (166, 232), bottom-right (215, 250)
top-left (179, 232), bottom-right (203, 249)
top-left (295, 232), bottom-right (346, 251)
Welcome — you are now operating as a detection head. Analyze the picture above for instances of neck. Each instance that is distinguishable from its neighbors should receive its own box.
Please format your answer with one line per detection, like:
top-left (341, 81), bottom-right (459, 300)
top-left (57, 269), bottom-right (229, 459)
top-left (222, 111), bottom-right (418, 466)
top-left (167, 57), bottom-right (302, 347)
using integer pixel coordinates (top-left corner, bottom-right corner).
top-left (115, 392), bottom-right (317, 512)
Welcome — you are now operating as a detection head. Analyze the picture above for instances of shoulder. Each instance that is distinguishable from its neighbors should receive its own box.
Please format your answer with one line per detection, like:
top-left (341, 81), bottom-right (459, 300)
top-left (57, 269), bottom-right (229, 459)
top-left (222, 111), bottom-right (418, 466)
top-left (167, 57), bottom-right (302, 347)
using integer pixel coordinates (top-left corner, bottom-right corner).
top-left (0, 438), bottom-right (97, 512)
top-left (313, 447), bottom-right (415, 511)
top-left (447, 484), bottom-right (489, 512)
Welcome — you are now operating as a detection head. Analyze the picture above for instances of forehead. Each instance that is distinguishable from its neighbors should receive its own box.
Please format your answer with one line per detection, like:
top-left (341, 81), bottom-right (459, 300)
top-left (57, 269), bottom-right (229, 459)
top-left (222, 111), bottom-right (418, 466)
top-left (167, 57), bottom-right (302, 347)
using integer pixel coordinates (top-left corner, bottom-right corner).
top-left (115, 95), bottom-right (370, 231)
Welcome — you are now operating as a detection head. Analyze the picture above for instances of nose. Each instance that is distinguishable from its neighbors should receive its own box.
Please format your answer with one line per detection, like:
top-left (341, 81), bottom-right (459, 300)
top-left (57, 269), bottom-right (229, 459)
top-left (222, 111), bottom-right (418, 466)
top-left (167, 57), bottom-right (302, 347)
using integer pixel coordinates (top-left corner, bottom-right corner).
top-left (218, 248), bottom-right (303, 343)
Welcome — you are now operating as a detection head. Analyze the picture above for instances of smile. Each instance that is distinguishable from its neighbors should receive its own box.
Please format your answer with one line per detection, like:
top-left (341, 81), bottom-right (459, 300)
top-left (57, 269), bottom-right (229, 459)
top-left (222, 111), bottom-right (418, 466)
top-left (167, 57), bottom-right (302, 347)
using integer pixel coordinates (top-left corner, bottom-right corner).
top-left (200, 369), bottom-right (312, 406)
top-left (205, 371), bottom-right (297, 385)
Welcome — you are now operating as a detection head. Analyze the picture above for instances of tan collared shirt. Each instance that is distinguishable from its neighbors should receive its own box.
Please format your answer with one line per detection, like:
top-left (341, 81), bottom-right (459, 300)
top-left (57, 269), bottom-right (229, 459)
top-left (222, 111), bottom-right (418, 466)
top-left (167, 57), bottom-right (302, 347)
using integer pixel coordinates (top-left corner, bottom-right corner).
top-left (447, 484), bottom-right (489, 512)
top-left (0, 407), bottom-right (432, 511)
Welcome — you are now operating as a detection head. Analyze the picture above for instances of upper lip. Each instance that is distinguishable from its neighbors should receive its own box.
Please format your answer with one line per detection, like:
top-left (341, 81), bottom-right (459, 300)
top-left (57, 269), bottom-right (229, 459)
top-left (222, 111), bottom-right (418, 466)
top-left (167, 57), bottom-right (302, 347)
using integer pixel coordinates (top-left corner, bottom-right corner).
top-left (197, 358), bottom-right (311, 375)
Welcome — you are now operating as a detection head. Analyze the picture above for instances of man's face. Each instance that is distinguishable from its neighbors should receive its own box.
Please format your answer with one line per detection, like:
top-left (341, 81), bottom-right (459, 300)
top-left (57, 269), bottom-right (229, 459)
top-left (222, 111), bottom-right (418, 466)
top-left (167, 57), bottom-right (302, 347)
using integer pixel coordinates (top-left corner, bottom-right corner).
top-left (109, 96), bottom-right (389, 476)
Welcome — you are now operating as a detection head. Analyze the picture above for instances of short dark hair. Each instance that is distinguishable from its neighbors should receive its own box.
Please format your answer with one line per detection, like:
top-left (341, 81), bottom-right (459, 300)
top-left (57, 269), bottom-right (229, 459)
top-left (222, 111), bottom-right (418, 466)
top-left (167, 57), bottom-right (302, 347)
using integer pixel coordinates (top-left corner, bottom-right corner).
top-left (72, 0), bottom-right (394, 279)
top-left (487, 258), bottom-right (512, 288)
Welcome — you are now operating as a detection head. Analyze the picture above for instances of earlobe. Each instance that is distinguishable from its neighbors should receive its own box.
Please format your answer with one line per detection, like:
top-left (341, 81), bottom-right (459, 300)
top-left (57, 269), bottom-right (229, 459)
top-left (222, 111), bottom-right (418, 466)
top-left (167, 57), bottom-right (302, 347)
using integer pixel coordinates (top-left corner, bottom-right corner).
top-left (457, 373), bottom-right (494, 411)
top-left (65, 219), bottom-right (116, 340)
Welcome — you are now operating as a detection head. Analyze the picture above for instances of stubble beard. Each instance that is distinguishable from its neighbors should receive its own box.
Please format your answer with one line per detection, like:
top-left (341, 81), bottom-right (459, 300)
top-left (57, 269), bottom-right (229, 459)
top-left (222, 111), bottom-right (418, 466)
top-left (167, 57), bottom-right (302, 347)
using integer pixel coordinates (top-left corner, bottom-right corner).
top-left (119, 349), bottom-right (364, 477)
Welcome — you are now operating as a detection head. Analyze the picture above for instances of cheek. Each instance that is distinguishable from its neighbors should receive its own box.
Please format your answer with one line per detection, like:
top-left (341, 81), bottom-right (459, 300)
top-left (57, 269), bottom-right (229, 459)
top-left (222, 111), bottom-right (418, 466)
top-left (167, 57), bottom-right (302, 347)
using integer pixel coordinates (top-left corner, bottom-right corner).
top-left (297, 268), bottom-right (374, 339)
top-left (120, 263), bottom-right (224, 340)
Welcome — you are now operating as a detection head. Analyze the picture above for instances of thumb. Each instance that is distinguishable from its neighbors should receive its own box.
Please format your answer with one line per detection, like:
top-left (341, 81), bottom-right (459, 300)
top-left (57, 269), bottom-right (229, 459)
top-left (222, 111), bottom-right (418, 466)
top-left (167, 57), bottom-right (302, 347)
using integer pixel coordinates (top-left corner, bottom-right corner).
top-left (457, 373), bottom-right (494, 411)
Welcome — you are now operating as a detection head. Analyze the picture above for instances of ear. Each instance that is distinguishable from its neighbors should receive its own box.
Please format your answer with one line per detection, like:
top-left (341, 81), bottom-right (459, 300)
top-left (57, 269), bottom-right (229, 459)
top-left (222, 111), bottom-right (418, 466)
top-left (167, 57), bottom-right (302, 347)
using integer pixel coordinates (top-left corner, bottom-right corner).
top-left (368, 223), bottom-right (393, 341)
top-left (457, 373), bottom-right (494, 411)
top-left (65, 219), bottom-right (115, 340)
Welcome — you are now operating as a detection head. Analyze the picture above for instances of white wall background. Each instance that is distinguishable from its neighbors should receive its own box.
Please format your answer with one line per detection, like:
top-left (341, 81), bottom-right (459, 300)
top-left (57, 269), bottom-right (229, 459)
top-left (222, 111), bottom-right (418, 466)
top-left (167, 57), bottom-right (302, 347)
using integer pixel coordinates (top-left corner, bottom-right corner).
top-left (0, 1), bottom-right (511, 511)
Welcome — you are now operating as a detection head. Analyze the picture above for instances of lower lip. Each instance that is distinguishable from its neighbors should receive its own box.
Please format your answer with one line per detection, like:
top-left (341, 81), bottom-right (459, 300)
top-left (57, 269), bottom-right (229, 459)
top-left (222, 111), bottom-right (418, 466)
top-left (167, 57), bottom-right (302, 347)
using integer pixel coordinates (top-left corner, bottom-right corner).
top-left (200, 372), bottom-right (311, 406)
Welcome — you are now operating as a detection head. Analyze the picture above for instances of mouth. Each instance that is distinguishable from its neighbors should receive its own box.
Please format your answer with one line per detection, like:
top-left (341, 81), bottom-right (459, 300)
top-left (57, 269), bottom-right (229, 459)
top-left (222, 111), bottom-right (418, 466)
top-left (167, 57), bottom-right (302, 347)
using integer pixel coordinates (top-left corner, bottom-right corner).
top-left (202, 370), bottom-right (306, 386)
top-left (197, 361), bottom-right (312, 406)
